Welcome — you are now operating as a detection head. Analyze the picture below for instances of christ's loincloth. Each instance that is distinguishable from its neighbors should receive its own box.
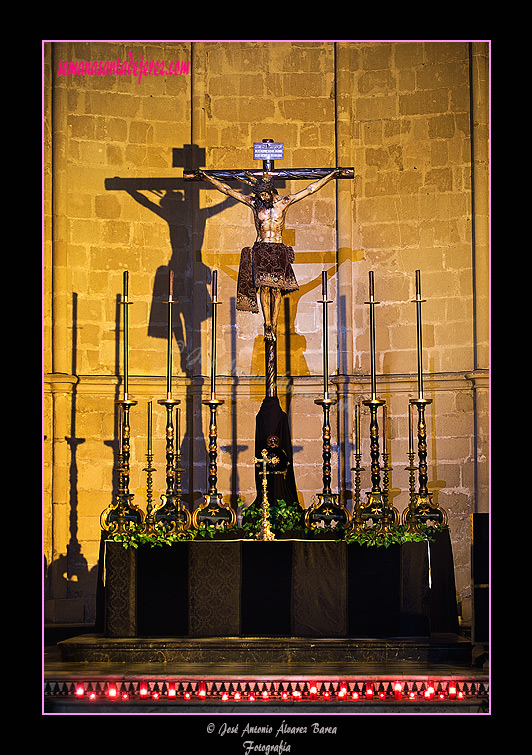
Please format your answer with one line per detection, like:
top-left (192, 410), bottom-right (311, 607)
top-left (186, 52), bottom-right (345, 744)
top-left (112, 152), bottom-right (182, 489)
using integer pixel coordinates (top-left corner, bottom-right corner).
top-left (236, 241), bottom-right (299, 313)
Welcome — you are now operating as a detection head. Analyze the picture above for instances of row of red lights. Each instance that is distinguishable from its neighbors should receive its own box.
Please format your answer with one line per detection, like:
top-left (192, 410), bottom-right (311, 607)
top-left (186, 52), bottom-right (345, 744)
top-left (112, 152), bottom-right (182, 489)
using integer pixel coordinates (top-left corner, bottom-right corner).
top-left (48, 679), bottom-right (484, 703)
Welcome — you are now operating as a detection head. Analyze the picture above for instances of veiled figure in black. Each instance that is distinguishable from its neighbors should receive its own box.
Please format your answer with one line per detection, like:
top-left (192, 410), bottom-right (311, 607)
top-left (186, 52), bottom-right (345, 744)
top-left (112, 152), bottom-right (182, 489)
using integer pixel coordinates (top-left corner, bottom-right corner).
top-left (254, 397), bottom-right (299, 506)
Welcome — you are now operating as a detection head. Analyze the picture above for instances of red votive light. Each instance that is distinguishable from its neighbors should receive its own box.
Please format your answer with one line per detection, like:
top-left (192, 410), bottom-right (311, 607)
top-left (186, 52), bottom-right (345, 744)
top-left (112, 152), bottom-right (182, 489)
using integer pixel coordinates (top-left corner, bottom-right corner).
top-left (394, 682), bottom-right (402, 700)
top-left (365, 682), bottom-right (373, 699)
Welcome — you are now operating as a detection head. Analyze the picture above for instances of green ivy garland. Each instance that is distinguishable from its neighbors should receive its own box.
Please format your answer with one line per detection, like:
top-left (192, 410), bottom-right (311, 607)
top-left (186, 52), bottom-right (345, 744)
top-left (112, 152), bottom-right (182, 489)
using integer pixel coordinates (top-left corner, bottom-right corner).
top-left (109, 501), bottom-right (448, 550)
top-left (344, 522), bottom-right (448, 549)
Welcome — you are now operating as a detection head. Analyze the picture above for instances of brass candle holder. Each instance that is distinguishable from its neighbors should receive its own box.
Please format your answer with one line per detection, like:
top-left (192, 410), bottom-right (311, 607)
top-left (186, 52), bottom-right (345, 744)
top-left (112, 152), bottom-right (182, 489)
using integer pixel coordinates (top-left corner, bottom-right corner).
top-left (306, 272), bottom-right (351, 532)
top-left (377, 404), bottom-right (399, 535)
top-left (357, 272), bottom-right (398, 535)
top-left (253, 448), bottom-right (278, 540)
top-left (143, 401), bottom-right (156, 522)
top-left (402, 402), bottom-right (423, 536)
top-left (149, 397), bottom-right (191, 534)
top-left (349, 404), bottom-right (366, 534)
top-left (101, 272), bottom-right (144, 534)
top-left (401, 397), bottom-right (448, 528)
top-left (401, 270), bottom-right (447, 529)
top-left (147, 271), bottom-right (191, 534)
top-left (192, 270), bottom-right (236, 530)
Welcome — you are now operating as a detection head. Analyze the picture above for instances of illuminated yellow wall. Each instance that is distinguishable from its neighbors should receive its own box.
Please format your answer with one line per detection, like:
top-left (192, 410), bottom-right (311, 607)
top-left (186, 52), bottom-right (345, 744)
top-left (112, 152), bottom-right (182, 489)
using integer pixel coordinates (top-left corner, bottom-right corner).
top-left (43, 41), bottom-right (489, 626)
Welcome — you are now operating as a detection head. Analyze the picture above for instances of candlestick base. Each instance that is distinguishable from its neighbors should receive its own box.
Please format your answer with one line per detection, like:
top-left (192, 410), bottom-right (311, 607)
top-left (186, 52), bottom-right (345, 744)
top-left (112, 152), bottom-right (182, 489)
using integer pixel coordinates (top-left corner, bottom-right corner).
top-left (353, 489), bottom-right (399, 530)
top-left (257, 516), bottom-right (276, 541)
top-left (146, 493), bottom-right (192, 535)
top-left (100, 493), bottom-right (145, 534)
top-left (257, 487), bottom-right (276, 541)
top-left (402, 492), bottom-right (448, 529)
top-left (192, 492), bottom-right (236, 530)
top-left (304, 492), bottom-right (351, 532)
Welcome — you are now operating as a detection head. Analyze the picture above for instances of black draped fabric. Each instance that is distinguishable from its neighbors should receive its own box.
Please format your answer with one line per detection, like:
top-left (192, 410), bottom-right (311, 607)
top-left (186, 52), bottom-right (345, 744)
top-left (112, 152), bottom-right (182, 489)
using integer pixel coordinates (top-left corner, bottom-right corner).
top-left (291, 541), bottom-right (347, 637)
top-left (136, 545), bottom-right (189, 637)
top-left (429, 529), bottom-right (460, 634)
top-left (101, 539), bottom-right (458, 639)
top-left (241, 542), bottom-right (292, 636)
top-left (188, 542), bottom-right (241, 637)
top-left (347, 544), bottom-right (402, 637)
top-left (252, 397), bottom-right (300, 508)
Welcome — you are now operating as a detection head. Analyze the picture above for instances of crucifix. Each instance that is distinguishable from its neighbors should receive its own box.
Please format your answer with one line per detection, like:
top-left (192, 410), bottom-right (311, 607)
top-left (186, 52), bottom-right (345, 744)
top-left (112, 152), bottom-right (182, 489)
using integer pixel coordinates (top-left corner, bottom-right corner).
top-left (252, 447), bottom-right (279, 541)
top-left (184, 139), bottom-right (354, 398)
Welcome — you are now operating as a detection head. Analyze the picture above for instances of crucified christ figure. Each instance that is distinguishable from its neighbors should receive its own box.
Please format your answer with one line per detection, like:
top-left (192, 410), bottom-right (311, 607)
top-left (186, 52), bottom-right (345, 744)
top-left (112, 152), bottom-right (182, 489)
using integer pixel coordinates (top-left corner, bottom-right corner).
top-left (194, 168), bottom-right (342, 341)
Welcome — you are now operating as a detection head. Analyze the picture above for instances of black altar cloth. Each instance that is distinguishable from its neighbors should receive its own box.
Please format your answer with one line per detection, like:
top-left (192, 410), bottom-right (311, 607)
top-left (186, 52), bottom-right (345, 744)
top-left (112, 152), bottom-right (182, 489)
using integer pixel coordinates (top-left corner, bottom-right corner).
top-left (101, 533), bottom-right (458, 640)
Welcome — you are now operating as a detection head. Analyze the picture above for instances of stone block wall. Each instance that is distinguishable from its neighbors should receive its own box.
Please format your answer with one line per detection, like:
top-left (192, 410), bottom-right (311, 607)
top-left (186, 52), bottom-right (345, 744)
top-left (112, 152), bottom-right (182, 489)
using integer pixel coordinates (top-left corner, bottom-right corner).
top-left (43, 41), bottom-right (489, 626)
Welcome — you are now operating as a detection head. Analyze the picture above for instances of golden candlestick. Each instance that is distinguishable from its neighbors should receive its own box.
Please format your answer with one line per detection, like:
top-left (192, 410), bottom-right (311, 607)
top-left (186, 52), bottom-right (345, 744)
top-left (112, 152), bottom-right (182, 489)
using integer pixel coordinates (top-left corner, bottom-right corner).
top-left (348, 404), bottom-right (366, 535)
top-left (101, 271), bottom-right (144, 533)
top-left (403, 401), bottom-right (422, 535)
top-left (363, 272), bottom-right (386, 523)
top-left (359, 272), bottom-right (398, 533)
top-left (193, 270), bottom-right (235, 530)
top-left (144, 401), bottom-right (156, 520)
top-left (147, 269), bottom-right (191, 534)
top-left (401, 270), bottom-right (447, 529)
top-left (306, 271), bottom-right (351, 531)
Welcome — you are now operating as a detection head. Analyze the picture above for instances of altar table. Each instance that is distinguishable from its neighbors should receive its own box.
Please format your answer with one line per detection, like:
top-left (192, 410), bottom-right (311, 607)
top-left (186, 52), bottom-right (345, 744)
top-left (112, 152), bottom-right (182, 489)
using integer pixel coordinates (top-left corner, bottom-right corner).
top-left (100, 533), bottom-right (458, 639)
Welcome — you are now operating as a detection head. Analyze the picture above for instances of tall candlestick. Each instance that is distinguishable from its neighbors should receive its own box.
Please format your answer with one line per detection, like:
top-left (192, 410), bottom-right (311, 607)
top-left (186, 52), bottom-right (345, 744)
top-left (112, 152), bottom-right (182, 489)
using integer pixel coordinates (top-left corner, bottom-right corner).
top-left (122, 271), bottom-right (129, 399)
top-left (210, 270), bottom-right (218, 400)
top-left (355, 404), bottom-right (360, 455)
top-left (166, 270), bottom-right (174, 399)
top-left (147, 400), bottom-right (152, 456)
top-left (408, 401), bottom-right (414, 454)
top-left (118, 403), bottom-right (123, 456)
top-left (321, 271), bottom-right (329, 398)
top-left (368, 271), bottom-right (377, 400)
top-left (382, 404), bottom-right (388, 455)
top-left (415, 269), bottom-right (424, 400)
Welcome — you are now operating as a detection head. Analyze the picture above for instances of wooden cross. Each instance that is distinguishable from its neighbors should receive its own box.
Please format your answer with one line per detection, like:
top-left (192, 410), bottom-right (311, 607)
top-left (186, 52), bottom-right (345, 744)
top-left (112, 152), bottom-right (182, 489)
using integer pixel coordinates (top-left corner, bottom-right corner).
top-left (183, 138), bottom-right (354, 184)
